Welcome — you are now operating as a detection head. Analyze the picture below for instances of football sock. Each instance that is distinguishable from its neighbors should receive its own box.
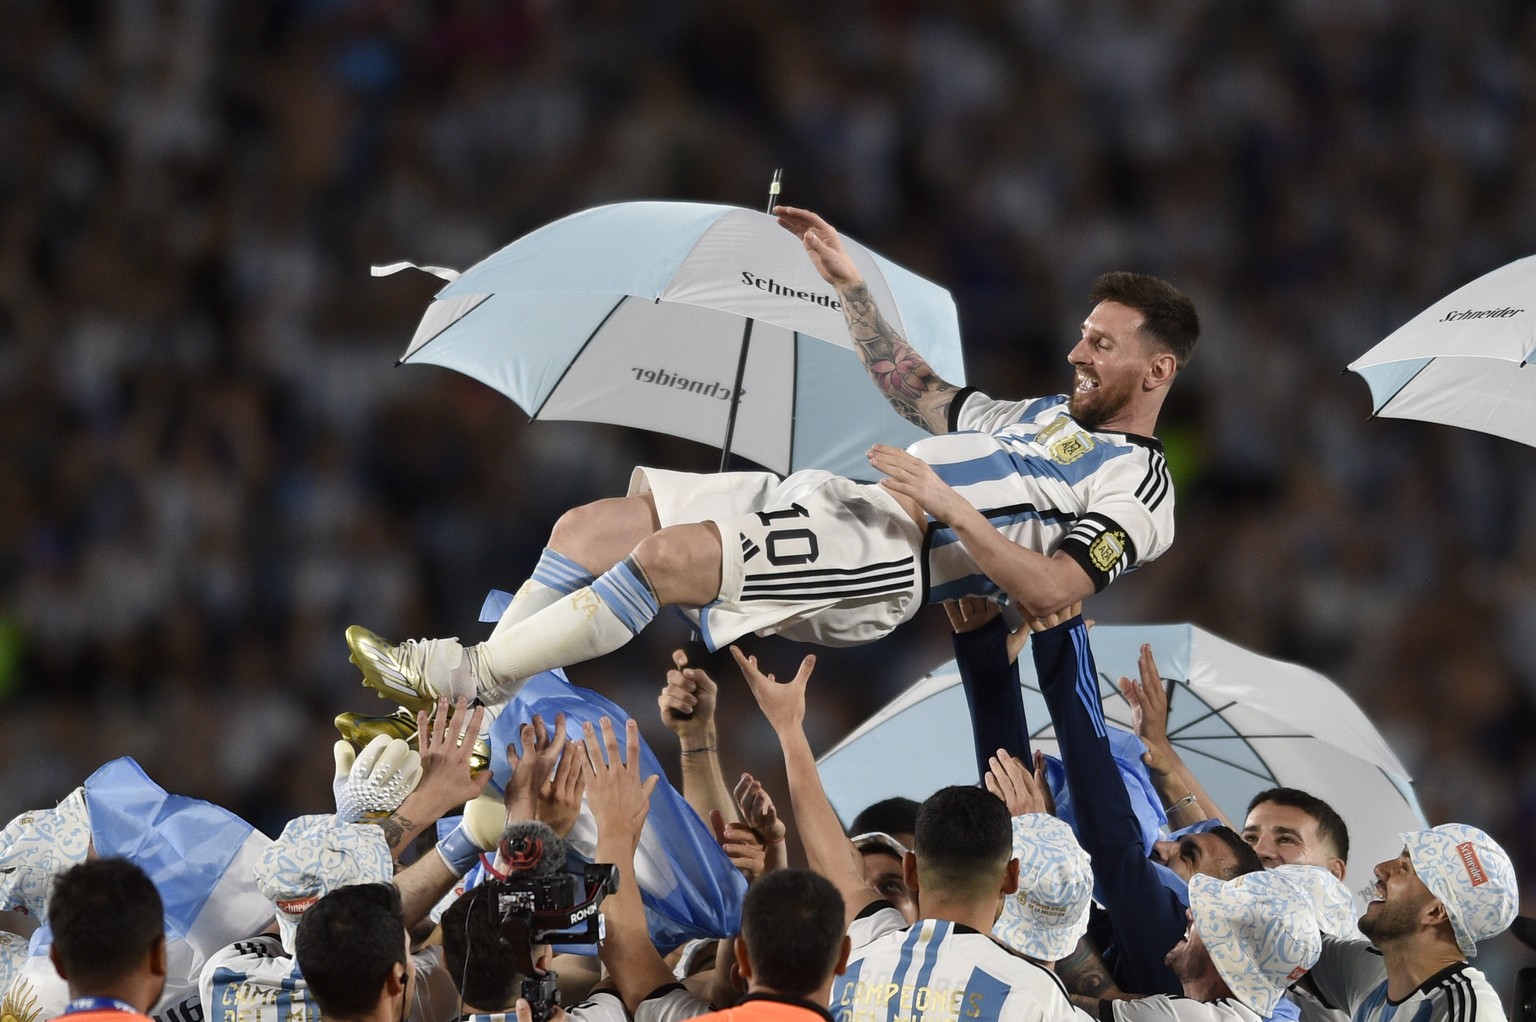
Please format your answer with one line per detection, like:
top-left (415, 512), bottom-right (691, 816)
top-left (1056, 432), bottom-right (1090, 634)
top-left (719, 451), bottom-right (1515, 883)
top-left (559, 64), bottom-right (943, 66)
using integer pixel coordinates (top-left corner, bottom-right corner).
top-left (475, 556), bottom-right (660, 702)
top-left (489, 548), bottom-right (598, 638)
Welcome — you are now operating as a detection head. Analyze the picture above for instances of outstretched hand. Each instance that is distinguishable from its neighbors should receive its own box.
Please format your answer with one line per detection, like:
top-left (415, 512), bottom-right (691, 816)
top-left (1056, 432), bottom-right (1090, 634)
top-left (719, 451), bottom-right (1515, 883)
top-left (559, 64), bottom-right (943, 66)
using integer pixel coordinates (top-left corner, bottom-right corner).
top-left (411, 697), bottom-right (490, 816)
top-left (1117, 644), bottom-right (1172, 749)
top-left (773, 206), bottom-right (862, 288)
top-left (732, 646), bottom-right (816, 737)
top-left (582, 717), bottom-right (659, 854)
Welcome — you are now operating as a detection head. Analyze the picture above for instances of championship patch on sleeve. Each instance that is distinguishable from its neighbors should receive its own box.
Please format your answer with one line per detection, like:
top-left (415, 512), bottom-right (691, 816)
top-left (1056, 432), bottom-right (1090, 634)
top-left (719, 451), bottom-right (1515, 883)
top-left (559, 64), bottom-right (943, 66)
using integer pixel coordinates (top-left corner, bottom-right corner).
top-left (1088, 528), bottom-right (1129, 573)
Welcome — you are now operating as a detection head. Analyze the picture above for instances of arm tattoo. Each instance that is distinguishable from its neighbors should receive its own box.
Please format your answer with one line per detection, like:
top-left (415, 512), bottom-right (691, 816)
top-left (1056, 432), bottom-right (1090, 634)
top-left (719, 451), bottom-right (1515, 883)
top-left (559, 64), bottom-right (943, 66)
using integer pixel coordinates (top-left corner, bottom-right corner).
top-left (1058, 937), bottom-right (1121, 1012)
top-left (840, 283), bottom-right (957, 431)
top-left (366, 812), bottom-right (413, 853)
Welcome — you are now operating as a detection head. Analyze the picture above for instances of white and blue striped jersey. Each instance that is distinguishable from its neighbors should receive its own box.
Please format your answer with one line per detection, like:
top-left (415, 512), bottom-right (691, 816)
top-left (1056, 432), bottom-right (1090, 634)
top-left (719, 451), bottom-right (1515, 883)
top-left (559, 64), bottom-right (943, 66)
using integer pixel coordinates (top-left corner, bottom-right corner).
top-left (908, 390), bottom-right (1174, 604)
top-left (199, 937), bottom-right (462, 1022)
top-left (832, 915), bottom-right (1079, 1022)
top-left (1306, 939), bottom-right (1504, 1022)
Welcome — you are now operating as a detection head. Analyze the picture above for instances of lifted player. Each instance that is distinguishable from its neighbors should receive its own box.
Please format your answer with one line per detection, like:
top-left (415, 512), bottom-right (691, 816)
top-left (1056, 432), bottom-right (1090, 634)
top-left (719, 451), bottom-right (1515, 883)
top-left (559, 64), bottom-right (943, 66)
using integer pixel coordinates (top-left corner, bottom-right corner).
top-left (346, 207), bottom-right (1199, 711)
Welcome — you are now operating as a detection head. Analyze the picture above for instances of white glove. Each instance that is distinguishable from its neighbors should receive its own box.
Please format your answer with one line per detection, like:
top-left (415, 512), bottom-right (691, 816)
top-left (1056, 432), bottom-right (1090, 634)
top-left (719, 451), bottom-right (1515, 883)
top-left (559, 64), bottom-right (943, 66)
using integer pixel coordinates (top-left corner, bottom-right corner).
top-left (333, 736), bottom-right (423, 823)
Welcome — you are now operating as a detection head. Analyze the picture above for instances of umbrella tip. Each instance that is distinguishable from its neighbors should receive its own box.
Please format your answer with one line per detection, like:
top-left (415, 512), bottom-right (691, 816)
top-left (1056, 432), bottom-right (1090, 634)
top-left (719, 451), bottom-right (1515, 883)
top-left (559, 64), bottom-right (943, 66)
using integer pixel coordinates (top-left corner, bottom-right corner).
top-left (394, 359), bottom-right (404, 367)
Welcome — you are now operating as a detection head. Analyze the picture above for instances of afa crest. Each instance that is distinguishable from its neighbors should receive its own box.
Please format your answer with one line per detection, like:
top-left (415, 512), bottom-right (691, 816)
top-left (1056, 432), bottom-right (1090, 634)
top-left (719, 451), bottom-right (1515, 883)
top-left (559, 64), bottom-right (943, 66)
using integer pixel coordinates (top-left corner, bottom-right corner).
top-left (1050, 433), bottom-right (1096, 465)
top-left (1088, 529), bottom-right (1128, 572)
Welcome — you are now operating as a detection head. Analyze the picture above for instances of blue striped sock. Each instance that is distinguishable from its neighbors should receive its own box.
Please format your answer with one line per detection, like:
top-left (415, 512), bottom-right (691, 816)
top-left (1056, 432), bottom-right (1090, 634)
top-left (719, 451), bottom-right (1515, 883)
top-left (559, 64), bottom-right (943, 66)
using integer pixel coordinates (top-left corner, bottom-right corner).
top-left (590, 556), bottom-right (661, 635)
top-left (531, 548), bottom-right (596, 594)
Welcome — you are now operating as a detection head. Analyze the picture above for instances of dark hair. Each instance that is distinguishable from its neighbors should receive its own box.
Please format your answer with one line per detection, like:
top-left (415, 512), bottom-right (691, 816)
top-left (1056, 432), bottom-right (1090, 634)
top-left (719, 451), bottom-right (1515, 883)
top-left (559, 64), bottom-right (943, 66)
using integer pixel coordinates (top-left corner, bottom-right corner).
top-left (1246, 787), bottom-right (1351, 863)
top-left (1208, 825), bottom-right (1265, 878)
top-left (49, 859), bottom-right (164, 991)
top-left (1088, 272), bottom-right (1200, 367)
top-left (441, 886), bottom-right (522, 1009)
top-left (850, 797), bottom-right (919, 840)
top-left (914, 787), bottom-right (1012, 894)
top-left (296, 883), bottom-right (407, 1019)
top-left (740, 869), bottom-right (846, 998)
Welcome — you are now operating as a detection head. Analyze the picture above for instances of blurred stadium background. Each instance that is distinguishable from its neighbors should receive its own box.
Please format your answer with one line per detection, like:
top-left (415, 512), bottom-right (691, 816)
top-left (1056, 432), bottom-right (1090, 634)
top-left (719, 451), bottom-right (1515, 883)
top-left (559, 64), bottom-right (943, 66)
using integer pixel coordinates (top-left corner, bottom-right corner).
top-left (2, 0), bottom-right (1532, 991)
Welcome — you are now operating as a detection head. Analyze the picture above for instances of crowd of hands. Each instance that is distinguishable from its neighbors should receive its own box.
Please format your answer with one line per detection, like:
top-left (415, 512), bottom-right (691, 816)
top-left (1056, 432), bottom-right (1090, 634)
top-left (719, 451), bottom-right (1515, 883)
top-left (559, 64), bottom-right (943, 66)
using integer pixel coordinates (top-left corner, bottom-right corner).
top-left (331, 597), bottom-right (1202, 1019)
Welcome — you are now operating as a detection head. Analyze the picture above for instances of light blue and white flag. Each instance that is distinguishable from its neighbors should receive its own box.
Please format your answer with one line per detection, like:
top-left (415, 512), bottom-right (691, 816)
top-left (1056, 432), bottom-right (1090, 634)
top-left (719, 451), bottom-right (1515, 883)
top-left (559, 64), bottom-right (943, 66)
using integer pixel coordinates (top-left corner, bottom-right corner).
top-left (466, 654), bottom-right (746, 950)
top-left (9, 758), bottom-right (273, 1022)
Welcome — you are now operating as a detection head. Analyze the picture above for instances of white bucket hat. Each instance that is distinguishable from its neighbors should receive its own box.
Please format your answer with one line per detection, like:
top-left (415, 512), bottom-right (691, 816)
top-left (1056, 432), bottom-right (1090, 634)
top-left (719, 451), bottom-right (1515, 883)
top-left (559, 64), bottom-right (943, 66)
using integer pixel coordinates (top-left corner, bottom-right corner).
top-left (993, 813), bottom-right (1093, 961)
top-left (0, 788), bottom-right (91, 919)
top-left (1401, 824), bottom-right (1517, 957)
top-left (253, 814), bottom-right (393, 953)
top-left (1270, 864), bottom-right (1363, 939)
top-left (1188, 871), bottom-right (1323, 1016)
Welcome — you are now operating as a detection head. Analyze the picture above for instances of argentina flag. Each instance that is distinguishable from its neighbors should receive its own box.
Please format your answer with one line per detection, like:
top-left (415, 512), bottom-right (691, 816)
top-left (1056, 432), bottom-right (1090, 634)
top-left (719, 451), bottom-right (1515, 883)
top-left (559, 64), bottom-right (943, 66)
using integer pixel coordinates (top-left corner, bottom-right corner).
top-left (7, 758), bottom-right (273, 1022)
top-left (478, 665), bottom-right (747, 949)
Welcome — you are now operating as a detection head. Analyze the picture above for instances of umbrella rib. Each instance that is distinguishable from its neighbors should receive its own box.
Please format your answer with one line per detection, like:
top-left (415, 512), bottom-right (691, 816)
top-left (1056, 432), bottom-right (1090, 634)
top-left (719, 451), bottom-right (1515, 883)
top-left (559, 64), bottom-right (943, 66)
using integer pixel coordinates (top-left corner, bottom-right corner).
top-left (530, 295), bottom-right (630, 420)
top-left (1175, 749), bottom-right (1278, 785)
top-left (398, 293), bottom-right (493, 365)
top-left (1373, 357), bottom-right (1437, 413)
top-left (787, 331), bottom-right (800, 472)
top-left (1164, 700), bottom-right (1237, 738)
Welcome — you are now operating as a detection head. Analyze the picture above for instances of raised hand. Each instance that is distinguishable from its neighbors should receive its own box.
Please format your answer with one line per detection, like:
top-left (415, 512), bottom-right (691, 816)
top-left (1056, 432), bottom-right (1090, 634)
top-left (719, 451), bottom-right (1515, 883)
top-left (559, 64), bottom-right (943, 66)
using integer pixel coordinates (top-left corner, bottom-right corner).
top-left (1117, 644), bottom-right (1171, 750)
top-left (412, 697), bottom-right (490, 815)
top-left (582, 717), bottom-right (659, 854)
top-left (732, 646), bottom-right (816, 737)
top-left (985, 749), bottom-right (1052, 817)
top-left (658, 649), bottom-right (718, 747)
top-left (773, 206), bottom-right (862, 288)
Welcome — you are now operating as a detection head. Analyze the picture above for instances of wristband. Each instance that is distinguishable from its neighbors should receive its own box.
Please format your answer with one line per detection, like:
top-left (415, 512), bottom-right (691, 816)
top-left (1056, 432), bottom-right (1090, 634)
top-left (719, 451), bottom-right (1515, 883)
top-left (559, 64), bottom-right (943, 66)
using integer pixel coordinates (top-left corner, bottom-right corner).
top-left (1166, 793), bottom-right (1199, 815)
top-left (435, 823), bottom-right (483, 875)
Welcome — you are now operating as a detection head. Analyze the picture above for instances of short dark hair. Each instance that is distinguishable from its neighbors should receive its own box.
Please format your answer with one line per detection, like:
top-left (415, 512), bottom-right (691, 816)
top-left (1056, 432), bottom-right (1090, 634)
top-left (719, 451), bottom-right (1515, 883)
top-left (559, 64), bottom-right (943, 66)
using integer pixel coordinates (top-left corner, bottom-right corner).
top-left (1208, 825), bottom-right (1265, 878)
top-left (1246, 787), bottom-right (1351, 863)
top-left (49, 859), bottom-right (164, 991)
top-left (295, 883), bottom-right (407, 1020)
top-left (740, 869), bottom-right (846, 998)
top-left (1088, 272), bottom-right (1199, 367)
top-left (914, 786), bottom-right (1012, 895)
top-left (441, 885), bottom-right (522, 1009)
top-left (850, 797), bottom-right (919, 840)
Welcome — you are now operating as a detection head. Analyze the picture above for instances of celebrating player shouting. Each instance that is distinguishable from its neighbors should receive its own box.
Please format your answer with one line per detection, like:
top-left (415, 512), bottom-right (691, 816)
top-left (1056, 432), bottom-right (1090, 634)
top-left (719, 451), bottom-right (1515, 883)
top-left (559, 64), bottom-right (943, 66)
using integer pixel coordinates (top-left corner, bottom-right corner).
top-left (345, 207), bottom-right (1200, 711)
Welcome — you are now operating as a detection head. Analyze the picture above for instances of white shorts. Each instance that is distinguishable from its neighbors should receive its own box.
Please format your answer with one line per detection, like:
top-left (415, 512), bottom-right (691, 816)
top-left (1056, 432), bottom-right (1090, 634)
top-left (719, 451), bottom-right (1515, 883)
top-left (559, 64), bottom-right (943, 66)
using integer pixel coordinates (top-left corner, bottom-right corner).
top-left (628, 467), bottom-right (926, 650)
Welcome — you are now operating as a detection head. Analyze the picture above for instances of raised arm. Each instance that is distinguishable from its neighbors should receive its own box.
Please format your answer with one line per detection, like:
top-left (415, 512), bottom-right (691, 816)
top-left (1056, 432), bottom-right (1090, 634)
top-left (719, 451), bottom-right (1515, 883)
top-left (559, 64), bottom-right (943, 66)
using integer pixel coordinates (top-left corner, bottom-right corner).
top-left (732, 645), bottom-right (879, 927)
top-left (775, 205), bottom-right (961, 434)
top-left (658, 649), bottom-right (741, 828)
top-left (583, 717), bottom-right (675, 1015)
top-left (1031, 609), bottom-right (1185, 996)
top-left (1118, 645), bottom-right (1233, 830)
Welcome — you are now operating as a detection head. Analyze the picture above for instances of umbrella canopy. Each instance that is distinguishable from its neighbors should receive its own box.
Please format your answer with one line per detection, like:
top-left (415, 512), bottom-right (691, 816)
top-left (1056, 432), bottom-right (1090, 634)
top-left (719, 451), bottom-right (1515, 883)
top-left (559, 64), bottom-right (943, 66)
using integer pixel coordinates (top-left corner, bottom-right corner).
top-left (379, 201), bottom-right (966, 480)
top-left (817, 623), bottom-right (1426, 893)
top-left (1348, 253), bottom-right (1536, 447)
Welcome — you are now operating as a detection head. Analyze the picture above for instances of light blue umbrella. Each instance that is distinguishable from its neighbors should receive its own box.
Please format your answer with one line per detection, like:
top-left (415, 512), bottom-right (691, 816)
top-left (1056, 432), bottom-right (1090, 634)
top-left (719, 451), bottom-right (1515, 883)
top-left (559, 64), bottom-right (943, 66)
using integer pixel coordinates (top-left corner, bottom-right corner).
top-left (817, 622), bottom-right (1427, 895)
top-left (375, 201), bottom-right (965, 480)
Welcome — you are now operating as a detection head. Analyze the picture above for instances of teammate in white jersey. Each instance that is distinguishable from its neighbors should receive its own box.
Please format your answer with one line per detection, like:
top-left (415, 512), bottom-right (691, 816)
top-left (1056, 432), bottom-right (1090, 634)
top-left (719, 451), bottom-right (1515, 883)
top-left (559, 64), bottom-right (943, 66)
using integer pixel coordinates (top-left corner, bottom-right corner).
top-left (1305, 825), bottom-right (1517, 1022)
top-left (342, 208), bottom-right (1199, 712)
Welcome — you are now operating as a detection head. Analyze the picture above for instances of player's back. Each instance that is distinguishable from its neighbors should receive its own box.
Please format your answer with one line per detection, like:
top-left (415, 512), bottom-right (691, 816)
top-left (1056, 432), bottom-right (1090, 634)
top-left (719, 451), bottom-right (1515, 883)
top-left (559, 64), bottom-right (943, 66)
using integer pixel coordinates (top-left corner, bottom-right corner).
top-left (831, 918), bottom-right (1077, 1022)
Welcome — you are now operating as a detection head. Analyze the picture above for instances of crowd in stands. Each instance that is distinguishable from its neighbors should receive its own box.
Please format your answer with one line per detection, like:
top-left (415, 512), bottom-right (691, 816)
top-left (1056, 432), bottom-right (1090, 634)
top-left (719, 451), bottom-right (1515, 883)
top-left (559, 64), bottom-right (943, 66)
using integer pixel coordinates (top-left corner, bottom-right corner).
top-left (4, 0), bottom-right (1535, 1019)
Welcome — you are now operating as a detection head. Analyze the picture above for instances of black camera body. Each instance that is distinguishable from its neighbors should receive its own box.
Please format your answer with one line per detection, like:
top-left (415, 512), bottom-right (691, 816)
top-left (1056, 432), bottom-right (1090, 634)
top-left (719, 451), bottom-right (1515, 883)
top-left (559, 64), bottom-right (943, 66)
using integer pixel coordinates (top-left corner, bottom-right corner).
top-left (482, 862), bottom-right (620, 1022)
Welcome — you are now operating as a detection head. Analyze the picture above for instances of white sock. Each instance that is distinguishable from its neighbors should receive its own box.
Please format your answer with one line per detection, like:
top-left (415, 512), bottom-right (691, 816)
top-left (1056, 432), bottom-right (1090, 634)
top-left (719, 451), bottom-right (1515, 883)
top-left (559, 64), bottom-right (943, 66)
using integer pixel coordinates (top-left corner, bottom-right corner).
top-left (473, 557), bottom-right (660, 704)
top-left (490, 548), bottom-right (598, 638)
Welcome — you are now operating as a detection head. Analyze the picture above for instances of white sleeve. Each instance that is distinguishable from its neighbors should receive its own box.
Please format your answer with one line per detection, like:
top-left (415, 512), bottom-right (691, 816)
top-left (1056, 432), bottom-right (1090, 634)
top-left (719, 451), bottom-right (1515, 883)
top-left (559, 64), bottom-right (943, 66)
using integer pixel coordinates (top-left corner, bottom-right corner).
top-left (1055, 449), bottom-right (1172, 590)
top-left (570, 990), bottom-right (635, 1022)
top-left (1113, 996), bottom-right (1190, 1022)
top-left (951, 390), bottom-right (1059, 434)
top-left (634, 985), bottom-right (714, 1022)
top-left (1306, 937), bottom-right (1385, 1017)
top-left (847, 902), bottom-right (907, 949)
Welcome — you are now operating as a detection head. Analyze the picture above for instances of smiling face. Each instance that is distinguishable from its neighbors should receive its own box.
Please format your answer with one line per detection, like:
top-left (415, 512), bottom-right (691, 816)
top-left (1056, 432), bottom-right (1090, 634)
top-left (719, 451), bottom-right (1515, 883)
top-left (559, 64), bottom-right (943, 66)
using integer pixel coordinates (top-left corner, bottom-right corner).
top-left (1243, 802), bottom-right (1343, 876)
top-left (1164, 909), bottom-right (1216, 985)
top-left (1152, 833), bottom-right (1241, 883)
top-left (1358, 849), bottom-right (1437, 945)
top-left (1066, 301), bottom-right (1161, 430)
